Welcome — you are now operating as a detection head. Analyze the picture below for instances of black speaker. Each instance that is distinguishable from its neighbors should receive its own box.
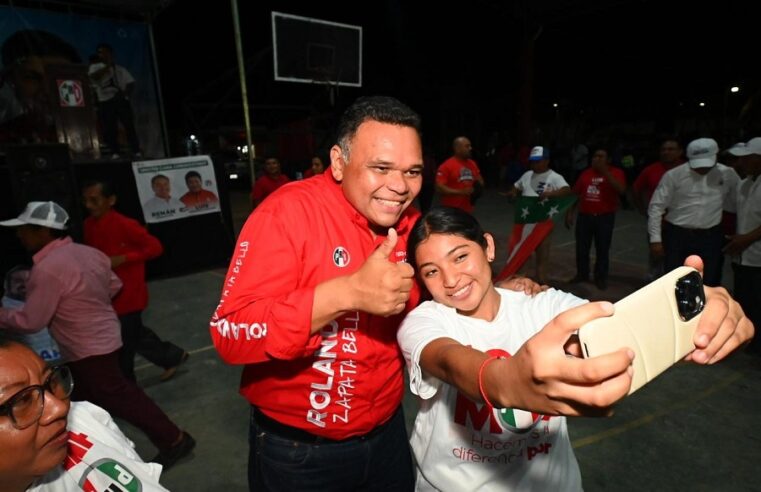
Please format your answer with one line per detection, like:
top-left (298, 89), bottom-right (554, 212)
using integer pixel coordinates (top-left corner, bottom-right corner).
top-left (5, 143), bottom-right (82, 240)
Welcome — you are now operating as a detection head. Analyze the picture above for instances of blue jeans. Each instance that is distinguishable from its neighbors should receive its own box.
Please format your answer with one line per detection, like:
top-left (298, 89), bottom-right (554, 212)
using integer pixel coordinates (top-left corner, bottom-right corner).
top-left (248, 405), bottom-right (414, 491)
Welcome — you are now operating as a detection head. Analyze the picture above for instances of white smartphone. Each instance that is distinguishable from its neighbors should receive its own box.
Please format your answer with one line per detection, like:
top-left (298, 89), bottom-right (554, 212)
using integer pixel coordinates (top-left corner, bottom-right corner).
top-left (577, 266), bottom-right (705, 395)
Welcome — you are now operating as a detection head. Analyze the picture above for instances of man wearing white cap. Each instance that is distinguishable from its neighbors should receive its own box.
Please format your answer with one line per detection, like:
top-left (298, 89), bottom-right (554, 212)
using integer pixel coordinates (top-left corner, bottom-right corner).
top-left (648, 138), bottom-right (739, 286)
top-left (724, 137), bottom-right (761, 355)
top-left (508, 145), bottom-right (571, 283)
top-left (0, 201), bottom-right (196, 468)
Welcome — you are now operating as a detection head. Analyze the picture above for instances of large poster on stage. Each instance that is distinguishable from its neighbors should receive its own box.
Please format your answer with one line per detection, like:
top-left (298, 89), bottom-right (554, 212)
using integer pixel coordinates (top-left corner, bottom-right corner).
top-left (0, 6), bottom-right (165, 157)
top-left (132, 156), bottom-right (221, 224)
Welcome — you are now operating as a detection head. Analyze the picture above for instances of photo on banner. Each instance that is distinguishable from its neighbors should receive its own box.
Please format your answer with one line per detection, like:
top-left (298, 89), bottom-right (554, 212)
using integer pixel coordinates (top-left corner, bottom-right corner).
top-left (132, 156), bottom-right (220, 223)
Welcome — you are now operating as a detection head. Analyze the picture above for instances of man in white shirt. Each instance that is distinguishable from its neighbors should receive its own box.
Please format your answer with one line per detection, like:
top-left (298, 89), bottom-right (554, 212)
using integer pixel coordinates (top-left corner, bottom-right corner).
top-left (88, 43), bottom-right (141, 159)
top-left (508, 146), bottom-right (571, 283)
top-left (725, 137), bottom-right (761, 355)
top-left (142, 174), bottom-right (186, 222)
top-left (648, 138), bottom-right (739, 286)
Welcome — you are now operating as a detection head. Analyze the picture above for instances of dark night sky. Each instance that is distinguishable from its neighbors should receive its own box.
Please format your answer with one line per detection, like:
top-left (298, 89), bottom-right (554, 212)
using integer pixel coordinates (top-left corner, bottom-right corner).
top-left (152, 0), bottom-right (759, 151)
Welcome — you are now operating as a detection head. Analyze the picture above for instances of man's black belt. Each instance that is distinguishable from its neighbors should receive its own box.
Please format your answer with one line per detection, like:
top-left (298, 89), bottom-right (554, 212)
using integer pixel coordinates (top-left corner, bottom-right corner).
top-left (252, 405), bottom-right (398, 444)
top-left (665, 222), bottom-right (722, 235)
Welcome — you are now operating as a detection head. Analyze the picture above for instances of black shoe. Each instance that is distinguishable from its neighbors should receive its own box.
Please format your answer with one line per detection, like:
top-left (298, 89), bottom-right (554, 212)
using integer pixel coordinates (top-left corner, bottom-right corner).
top-left (595, 277), bottom-right (608, 290)
top-left (152, 431), bottom-right (196, 469)
top-left (568, 275), bottom-right (588, 284)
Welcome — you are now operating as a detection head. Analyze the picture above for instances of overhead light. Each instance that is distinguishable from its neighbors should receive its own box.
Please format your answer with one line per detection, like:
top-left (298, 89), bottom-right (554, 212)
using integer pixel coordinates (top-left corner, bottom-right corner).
top-left (552, 103), bottom-right (559, 108)
top-left (230, 173), bottom-right (239, 179)
top-left (699, 102), bottom-right (706, 107)
top-left (730, 86), bottom-right (740, 93)
top-left (190, 134), bottom-right (197, 141)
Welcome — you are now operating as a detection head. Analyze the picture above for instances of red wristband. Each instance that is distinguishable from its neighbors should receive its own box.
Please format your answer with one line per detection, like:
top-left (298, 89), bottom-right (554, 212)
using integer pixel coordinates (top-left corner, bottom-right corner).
top-left (478, 355), bottom-right (506, 408)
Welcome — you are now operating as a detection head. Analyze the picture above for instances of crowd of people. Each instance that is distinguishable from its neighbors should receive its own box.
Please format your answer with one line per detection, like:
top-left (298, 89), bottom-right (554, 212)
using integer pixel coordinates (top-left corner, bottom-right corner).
top-left (0, 95), bottom-right (757, 491)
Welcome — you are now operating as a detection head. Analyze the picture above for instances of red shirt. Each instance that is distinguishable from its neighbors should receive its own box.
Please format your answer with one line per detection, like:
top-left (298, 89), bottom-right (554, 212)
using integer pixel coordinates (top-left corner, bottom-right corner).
top-left (573, 166), bottom-right (626, 215)
top-left (84, 210), bottom-right (163, 315)
top-left (210, 172), bottom-right (421, 440)
top-left (632, 161), bottom-right (667, 205)
top-left (251, 174), bottom-right (290, 204)
top-left (180, 189), bottom-right (219, 209)
top-left (436, 157), bottom-right (482, 213)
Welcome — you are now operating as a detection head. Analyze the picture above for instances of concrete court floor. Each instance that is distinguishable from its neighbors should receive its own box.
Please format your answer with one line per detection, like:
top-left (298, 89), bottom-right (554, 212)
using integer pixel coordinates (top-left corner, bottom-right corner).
top-left (120, 188), bottom-right (761, 491)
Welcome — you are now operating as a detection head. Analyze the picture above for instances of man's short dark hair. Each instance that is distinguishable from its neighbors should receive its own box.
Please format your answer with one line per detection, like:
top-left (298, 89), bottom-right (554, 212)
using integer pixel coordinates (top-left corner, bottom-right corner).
top-left (185, 170), bottom-right (201, 182)
top-left (96, 42), bottom-right (113, 54)
top-left (1, 29), bottom-right (81, 67)
top-left (335, 96), bottom-right (421, 159)
top-left (82, 179), bottom-right (115, 198)
top-left (151, 174), bottom-right (169, 186)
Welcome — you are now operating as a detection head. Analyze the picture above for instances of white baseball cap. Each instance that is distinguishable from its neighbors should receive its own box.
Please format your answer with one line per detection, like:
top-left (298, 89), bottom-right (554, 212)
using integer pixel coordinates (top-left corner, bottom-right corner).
top-left (728, 137), bottom-right (761, 157)
top-left (0, 201), bottom-right (69, 230)
top-left (686, 138), bottom-right (718, 169)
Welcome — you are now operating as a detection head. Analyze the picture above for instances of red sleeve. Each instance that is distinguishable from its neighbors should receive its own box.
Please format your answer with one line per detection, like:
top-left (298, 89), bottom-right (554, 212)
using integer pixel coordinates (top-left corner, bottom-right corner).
top-left (632, 166), bottom-right (648, 193)
top-left (209, 208), bottom-right (321, 365)
top-left (120, 216), bottom-right (163, 263)
top-left (614, 167), bottom-right (627, 187)
top-left (471, 161), bottom-right (482, 179)
top-left (435, 163), bottom-right (448, 185)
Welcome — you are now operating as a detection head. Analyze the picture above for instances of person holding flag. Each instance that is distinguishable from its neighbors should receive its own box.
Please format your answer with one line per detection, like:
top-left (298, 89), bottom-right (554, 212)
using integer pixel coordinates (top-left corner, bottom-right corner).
top-left (505, 146), bottom-right (572, 284)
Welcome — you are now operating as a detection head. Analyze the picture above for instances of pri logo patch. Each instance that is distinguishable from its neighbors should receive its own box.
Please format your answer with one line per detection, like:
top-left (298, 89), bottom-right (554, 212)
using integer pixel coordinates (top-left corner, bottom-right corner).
top-left (333, 247), bottom-right (350, 267)
top-left (57, 79), bottom-right (84, 107)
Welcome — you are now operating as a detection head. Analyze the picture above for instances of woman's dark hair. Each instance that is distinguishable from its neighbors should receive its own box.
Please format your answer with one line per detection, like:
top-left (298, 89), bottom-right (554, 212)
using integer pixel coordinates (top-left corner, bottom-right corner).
top-left (407, 206), bottom-right (487, 270)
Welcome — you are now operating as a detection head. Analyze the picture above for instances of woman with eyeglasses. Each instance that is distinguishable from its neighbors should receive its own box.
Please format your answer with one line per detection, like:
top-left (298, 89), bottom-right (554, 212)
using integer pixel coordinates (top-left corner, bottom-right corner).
top-left (0, 333), bottom-right (169, 491)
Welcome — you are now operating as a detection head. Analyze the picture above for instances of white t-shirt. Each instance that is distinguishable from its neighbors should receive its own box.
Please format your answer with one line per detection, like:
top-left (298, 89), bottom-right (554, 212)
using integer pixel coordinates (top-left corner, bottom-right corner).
top-left (88, 64), bottom-right (135, 103)
top-left (28, 401), bottom-right (168, 491)
top-left (734, 176), bottom-right (761, 266)
top-left (398, 288), bottom-right (586, 492)
top-left (514, 170), bottom-right (569, 197)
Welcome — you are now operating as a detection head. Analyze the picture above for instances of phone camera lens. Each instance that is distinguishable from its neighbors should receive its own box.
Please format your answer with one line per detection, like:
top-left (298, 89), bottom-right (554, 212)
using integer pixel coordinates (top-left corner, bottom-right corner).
top-left (675, 272), bottom-right (705, 321)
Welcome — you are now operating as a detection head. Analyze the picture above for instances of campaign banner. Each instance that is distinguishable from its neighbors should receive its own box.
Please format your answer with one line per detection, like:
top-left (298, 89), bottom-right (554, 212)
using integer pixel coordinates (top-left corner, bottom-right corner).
top-left (0, 5), bottom-right (165, 157)
top-left (133, 156), bottom-right (220, 223)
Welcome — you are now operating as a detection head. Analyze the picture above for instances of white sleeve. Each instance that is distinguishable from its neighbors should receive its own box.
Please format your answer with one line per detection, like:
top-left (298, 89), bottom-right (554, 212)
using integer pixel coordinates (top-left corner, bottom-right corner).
top-left (549, 171), bottom-right (570, 189)
top-left (723, 166), bottom-right (739, 213)
top-left (520, 288), bottom-right (587, 336)
top-left (648, 172), bottom-right (673, 242)
top-left (397, 302), bottom-right (453, 399)
top-left (117, 66), bottom-right (135, 85)
top-left (514, 171), bottom-right (529, 191)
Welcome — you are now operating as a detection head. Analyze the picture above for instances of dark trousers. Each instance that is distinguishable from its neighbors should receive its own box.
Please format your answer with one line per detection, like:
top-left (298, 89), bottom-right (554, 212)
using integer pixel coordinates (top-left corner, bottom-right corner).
top-left (732, 263), bottom-right (761, 353)
top-left (119, 311), bottom-right (185, 381)
top-left (68, 350), bottom-right (181, 450)
top-left (662, 222), bottom-right (724, 286)
top-left (575, 212), bottom-right (616, 281)
top-left (99, 94), bottom-right (140, 153)
top-left (248, 405), bottom-right (414, 491)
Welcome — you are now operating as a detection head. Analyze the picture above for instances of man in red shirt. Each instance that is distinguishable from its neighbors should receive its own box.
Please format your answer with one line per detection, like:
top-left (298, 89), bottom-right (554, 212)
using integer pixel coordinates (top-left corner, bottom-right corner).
top-left (435, 136), bottom-right (484, 212)
top-left (180, 170), bottom-right (219, 210)
top-left (632, 138), bottom-right (684, 280)
top-left (82, 181), bottom-right (188, 382)
top-left (251, 156), bottom-right (289, 207)
top-left (565, 147), bottom-right (627, 290)
top-left (209, 97), bottom-right (656, 491)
